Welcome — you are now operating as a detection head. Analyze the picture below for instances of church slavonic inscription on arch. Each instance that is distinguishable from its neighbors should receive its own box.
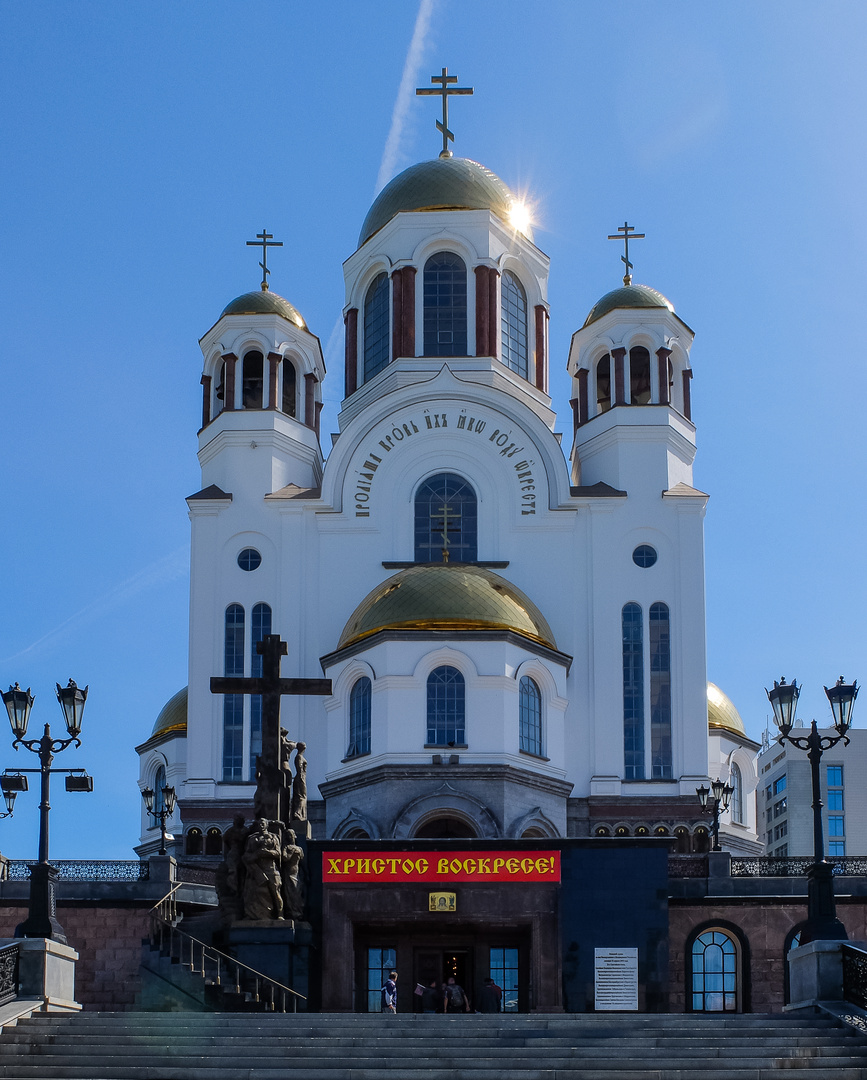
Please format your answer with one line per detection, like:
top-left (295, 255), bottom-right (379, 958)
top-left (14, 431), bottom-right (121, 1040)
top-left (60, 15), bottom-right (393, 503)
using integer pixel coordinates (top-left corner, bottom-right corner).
top-left (351, 405), bottom-right (539, 519)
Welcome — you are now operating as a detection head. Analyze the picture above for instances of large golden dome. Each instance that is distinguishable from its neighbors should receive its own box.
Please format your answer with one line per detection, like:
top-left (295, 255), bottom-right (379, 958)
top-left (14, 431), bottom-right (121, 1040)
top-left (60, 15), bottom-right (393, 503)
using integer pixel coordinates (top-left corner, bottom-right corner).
top-left (359, 157), bottom-right (526, 246)
top-left (707, 682), bottom-right (746, 737)
top-left (152, 686), bottom-right (187, 738)
top-left (338, 564), bottom-right (556, 651)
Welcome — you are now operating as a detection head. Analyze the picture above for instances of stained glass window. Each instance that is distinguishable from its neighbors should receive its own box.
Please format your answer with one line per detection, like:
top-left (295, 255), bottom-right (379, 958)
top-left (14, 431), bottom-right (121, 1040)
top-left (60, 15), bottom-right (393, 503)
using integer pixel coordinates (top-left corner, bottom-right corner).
top-left (363, 273), bottom-right (389, 380)
top-left (423, 252), bottom-right (467, 357)
top-left (501, 271), bottom-right (528, 377)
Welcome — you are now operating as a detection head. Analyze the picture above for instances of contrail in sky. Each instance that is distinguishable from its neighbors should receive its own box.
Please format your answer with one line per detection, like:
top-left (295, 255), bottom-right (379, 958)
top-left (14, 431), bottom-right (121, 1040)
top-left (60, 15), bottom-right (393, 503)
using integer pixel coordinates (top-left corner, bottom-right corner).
top-left (374, 0), bottom-right (435, 196)
top-left (1, 545), bottom-right (189, 664)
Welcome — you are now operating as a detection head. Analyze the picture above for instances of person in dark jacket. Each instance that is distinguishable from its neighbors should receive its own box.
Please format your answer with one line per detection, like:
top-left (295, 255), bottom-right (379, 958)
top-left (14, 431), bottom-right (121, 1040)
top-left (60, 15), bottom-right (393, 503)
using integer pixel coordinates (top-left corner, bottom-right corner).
top-left (477, 977), bottom-right (502, 1013)
top-left (420, 978), bottom-right (442, 1013)
top-left (381, 971), bottom-right (398, 1013)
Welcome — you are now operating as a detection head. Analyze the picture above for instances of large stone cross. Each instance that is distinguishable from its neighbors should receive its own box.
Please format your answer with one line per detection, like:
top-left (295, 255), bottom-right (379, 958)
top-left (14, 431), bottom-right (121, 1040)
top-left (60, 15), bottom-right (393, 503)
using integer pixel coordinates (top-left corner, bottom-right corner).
top-left (210, 634), bottom-right (331, 819)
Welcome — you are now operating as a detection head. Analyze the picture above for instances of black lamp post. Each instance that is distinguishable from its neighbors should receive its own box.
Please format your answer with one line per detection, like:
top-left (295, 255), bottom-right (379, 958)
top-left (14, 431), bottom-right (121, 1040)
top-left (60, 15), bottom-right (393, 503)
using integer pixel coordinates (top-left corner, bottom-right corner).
top-left (0, 680), bottom-right (93, 943)
top-left (696, 778), bottom-right (734, 851)
top-left (766, 675), bottom-right (859, 944)
top-left (141, 782), bottom-right (176, 855)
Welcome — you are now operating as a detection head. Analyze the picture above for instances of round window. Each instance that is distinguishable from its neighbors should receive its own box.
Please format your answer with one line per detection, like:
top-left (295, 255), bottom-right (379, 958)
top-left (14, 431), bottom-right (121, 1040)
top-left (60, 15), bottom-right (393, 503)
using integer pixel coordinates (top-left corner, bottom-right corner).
top-left (237, 548), bottom-right (262, 571)
top-left (632, 544), bottom-right (657, 568)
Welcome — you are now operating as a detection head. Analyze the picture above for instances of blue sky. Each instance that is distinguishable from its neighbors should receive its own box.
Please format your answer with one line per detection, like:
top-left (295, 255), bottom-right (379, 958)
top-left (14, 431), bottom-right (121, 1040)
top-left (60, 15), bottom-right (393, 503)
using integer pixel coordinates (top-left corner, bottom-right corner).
top-left (1, 1), bottom-right (866, 858)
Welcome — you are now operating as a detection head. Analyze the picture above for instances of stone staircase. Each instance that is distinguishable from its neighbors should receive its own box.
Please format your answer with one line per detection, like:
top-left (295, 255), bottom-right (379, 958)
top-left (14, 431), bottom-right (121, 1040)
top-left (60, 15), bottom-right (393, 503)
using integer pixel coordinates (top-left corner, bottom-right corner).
top-left (0, 1011), bottom-right (866, 1078)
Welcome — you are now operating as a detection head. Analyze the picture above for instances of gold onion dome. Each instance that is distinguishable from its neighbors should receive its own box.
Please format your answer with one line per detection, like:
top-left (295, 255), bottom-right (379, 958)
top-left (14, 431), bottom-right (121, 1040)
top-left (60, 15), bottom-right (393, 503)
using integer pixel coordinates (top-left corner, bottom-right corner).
top-left (359, 157), bottom-right (529, 246)
top-left (338, 564), bottom-right (556, 651)
top-left (583, 284), bottom-right (675, 329)
top-left (151, 686), bottom-right (187, 738)
top-left (220, 289), bottom-right (307, 329)
top-left (707, 682), bottom-right (746, 737)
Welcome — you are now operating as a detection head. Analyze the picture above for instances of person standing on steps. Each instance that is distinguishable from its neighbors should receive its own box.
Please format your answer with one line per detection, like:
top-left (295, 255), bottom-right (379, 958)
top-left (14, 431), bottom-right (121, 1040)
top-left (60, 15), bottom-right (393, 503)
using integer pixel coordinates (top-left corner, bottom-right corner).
top-left (381, 970), bottom-right (398, 1013)
top-left (420, 978), bottom-right (442, 1014)
top-left (477, 977), bottom-right (502, 1013)
top-left (444, 975), bottom-right (469, 1013)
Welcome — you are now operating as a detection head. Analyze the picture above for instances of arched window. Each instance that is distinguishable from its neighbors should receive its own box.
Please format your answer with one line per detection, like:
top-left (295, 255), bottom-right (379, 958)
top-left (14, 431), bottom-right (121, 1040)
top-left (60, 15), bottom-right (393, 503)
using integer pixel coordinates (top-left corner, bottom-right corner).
top-left (629, 346), bottom-right (651, 405)
top-left (414, 473), bottom-right (477, 563)
top-left (596, 354), bottom-right (611, 413)
top-left (214, 361), bottom-right (226, 416)
top-left (185, 828), bottom-right (203, 856)
top-left (649, 602), bottom-right (672, 779)
top-left (622, 603), bottom-right (645, 779)
top-left (691, 929), bottom-right (739, 1012)
top-left (205, 827), bottom-right (222, 856)
top-left (348, 677), bottom-right (372, 758)
top-left (249, 603), bottom-right (271, 780)
top-left (423, 252), bottom-right (467, 357)
top-left (222, 604), bottom-right (245, 781)
top-left (501, 271), bottom-right (528, 378)
top-left (153, 766), bottom-right (166, 818)
top-left (363, 273), bottom-right (390, 381)
top-left (730, 764), bottom-right (744, 824)
top-left (415, 817), bottom-right (477, 839)
top-left (674, 827), bottom-right (691, 853)
top-left (693, 826), bottom-right (710, 853)
top-left (519, 676), bottom-right (542, 756)
top-left (242, 350), bottom-right (264, 409)
top-left (427, 666), bottom-right (465, 746)
top-left (282, 360), bottom-right (296, 417)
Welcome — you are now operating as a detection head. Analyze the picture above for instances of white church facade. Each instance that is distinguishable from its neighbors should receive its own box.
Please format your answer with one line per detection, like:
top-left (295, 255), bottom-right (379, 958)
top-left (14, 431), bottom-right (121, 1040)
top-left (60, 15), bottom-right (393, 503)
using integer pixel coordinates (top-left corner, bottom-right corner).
top-left (135, 147), bottom-right (761, 860)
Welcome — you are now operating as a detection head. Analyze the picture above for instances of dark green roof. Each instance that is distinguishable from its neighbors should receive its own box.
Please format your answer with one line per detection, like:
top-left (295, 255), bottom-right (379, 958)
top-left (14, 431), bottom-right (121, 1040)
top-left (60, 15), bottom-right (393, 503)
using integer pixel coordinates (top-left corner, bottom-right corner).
top-left (220, 289), bottom-right (306, 329)
top-left (583, 284), bottom-right (675, 328)
top-left (360, 157), bottom-right (520, 246)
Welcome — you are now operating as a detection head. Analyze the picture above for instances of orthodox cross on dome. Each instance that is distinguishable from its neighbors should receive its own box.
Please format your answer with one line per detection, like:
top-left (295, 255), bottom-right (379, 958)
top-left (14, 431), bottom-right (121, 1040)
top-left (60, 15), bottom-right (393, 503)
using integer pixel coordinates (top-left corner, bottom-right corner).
top-left (210, 634), bottom-right (330, 821)
top-left (246, 229), bottom-right (283, 292)
top-left (416, 67), bottom-right (473, 159)
top-left (432, 501), bottom-right (461, 563)
top-left (607, 221), bottom-right (645, 286)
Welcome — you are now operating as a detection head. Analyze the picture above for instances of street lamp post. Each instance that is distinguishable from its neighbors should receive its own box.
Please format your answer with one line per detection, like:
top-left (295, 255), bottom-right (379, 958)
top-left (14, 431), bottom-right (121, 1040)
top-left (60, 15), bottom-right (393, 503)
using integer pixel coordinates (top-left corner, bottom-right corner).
top-left (0, 680), bottom-right (93, 943)
top-left (696, 778), bottom-right (734, 852)
top-left (766, 675), bottom-right (859, 944)
top-left (141, 782), bottom-right (176, 856)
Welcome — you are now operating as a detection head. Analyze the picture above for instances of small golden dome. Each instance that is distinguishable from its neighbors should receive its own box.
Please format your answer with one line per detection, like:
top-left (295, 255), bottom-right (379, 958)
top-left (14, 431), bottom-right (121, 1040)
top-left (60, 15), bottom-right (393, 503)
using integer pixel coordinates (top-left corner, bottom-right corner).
top-left (220, 289), bottom-right (306, 329)
top-left (583, 284), bottom-right (675, 328)
top-left (152, 686), bottom-right (187, 738)
top-left (338, 564), bottom-right (556, 651)
top-left (359, 157), bottom-right (528, 246)
top-left (707, 682), bottom-right (746, 737)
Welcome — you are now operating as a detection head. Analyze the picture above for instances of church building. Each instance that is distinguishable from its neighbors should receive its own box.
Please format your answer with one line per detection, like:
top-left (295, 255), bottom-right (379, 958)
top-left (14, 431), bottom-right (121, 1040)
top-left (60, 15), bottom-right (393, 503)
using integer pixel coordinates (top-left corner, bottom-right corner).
top-left (134, 76), bottom-right (763, 1010)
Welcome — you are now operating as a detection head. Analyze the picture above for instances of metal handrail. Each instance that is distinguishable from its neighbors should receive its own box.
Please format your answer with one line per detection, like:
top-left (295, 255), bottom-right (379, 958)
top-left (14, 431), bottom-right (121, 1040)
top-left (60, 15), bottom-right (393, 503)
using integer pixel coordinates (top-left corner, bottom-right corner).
top-left (148, 885), bottom-right (305, 1011)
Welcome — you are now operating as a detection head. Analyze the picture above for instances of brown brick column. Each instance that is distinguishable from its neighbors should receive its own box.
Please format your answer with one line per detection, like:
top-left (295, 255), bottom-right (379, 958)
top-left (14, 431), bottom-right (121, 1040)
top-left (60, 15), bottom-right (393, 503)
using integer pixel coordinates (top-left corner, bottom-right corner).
top-left (576, 368), bottom-right (589, 426)
top-left (401, 267), bottom-right (416, 358)
top-left (315, 400), bottom-right (323, 440)
top-left (612, 347), bottom-right (626, 406)
top-left (305, 373), bottom-right (316, 429)
top-left (344, 308), bottom-right (358, 396)
top-left (222, 353), bottom-right (237, 411)
top-left (656, 347), bottom-right (672, 406)
top-left (534, 305), bottom-right (548, 390)
top-left (391, 269), bottom-right (403, 361)
top-left (475, 265), bottom-right (490, 356)
top-left (682, 369), bottom-right (693, 420)
top-left (267, 352), bottom-right (281, 410)
top-left (200, 374), bottom-right (211, 429)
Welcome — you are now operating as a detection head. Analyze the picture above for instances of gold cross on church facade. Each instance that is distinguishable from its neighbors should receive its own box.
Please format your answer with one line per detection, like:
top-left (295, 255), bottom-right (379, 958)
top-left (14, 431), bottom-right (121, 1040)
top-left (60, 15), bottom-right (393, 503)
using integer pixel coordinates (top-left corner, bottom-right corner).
top-left (607, 221), bottom-right (645, 286)
top-left (432, 501), bottom-right (461, 563)
top-left (246, 229), bottom-right (283, 292)
top-left (416, 67), bottom-right (473, 158)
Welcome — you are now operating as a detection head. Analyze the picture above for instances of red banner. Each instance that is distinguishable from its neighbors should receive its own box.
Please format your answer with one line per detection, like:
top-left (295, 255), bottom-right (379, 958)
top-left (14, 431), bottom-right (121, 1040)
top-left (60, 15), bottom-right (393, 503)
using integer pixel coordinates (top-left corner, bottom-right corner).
top-left (322, 851), bottom-right (560, 884)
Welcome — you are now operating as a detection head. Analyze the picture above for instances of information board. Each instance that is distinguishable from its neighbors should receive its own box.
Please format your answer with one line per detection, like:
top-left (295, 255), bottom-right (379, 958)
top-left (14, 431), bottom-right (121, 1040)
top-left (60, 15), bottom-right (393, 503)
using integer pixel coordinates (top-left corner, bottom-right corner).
top-left (594, 947), bottom-right (638, 1011)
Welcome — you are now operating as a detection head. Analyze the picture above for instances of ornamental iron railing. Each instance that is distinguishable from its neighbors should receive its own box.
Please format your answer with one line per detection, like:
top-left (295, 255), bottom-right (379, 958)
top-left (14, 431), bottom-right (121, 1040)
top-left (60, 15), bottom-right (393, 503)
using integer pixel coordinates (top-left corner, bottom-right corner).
top-left (731, 856), bottom-right (867, 877)
top-left (0, 943), bottom-right (19, 1008)
top-left (843, 944), bottom-right (867, 1011)
top-left (149, 886), bottom-right (304, 1012)
top-left (6, 860), bottom-right (149, 882)
top-left (667, 854), bottom-right (709, 878)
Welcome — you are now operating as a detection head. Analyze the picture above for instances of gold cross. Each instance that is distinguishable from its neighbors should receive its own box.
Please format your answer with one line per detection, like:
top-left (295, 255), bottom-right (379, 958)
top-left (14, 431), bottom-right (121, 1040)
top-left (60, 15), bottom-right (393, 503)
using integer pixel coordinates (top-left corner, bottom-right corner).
top-left (607, 221), bottom-right (645, 285)
top-left (431, 501), bottom-right (461, 563)
top-left (416, 67), bottom-right (473, 158)
top-left (246, 229), bottom-right (283, 292)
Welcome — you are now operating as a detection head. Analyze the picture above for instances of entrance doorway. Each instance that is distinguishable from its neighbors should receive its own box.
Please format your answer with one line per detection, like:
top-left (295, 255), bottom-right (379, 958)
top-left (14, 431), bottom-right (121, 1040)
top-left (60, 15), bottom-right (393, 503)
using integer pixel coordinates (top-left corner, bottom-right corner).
top-left (414, 947), bottom-right (473, 1010)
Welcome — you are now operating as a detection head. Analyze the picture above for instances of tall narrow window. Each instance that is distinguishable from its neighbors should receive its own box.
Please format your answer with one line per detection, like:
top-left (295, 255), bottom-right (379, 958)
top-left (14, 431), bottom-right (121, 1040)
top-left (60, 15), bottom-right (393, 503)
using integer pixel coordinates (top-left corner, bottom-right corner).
top-left (249, 602), bottom-right (272, 779)
top-left (205, 827), bottom-right (223, 856)
top-left (423, 252), bottom-right (467, 357)
top-left (622, 603), bottom-right (644, 779)
top-left (366, 947), bottom-right (396, 1013)
top-left (519, 676), bottom-right (542, 756)
top-left (691, 930), bottom-right (738, 1012)
top-left (501, 271), bottom-right (528, 378)
top-left (152, 765), bottom-right (166, 819)
top-left (427, 666), bottom-right (465, 746)
top-left (629, 346), bottom-right (651, 405)
top-left (596, 354), bottom-right (611, 414)
top-left (215, 361), bottom-right (226, 416)
top-left (242, 350), bottom-right (264, 409)
top-left (363, 273), bottom-right (390, 381)
top-left (282, 360), bottom-right (296, 417)
top-left (414, 473), bottom-right (477, 563)
top-left (222, 604), bottom-right (245, 781)
top-left (730, 764), bottom-right (744, 824)
top-left (348, 677), bottom-right (372, 758)
top-left (489, 948), bottom-right (519, 1012)
top-left (649, 602), bottom-right (672, 779)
